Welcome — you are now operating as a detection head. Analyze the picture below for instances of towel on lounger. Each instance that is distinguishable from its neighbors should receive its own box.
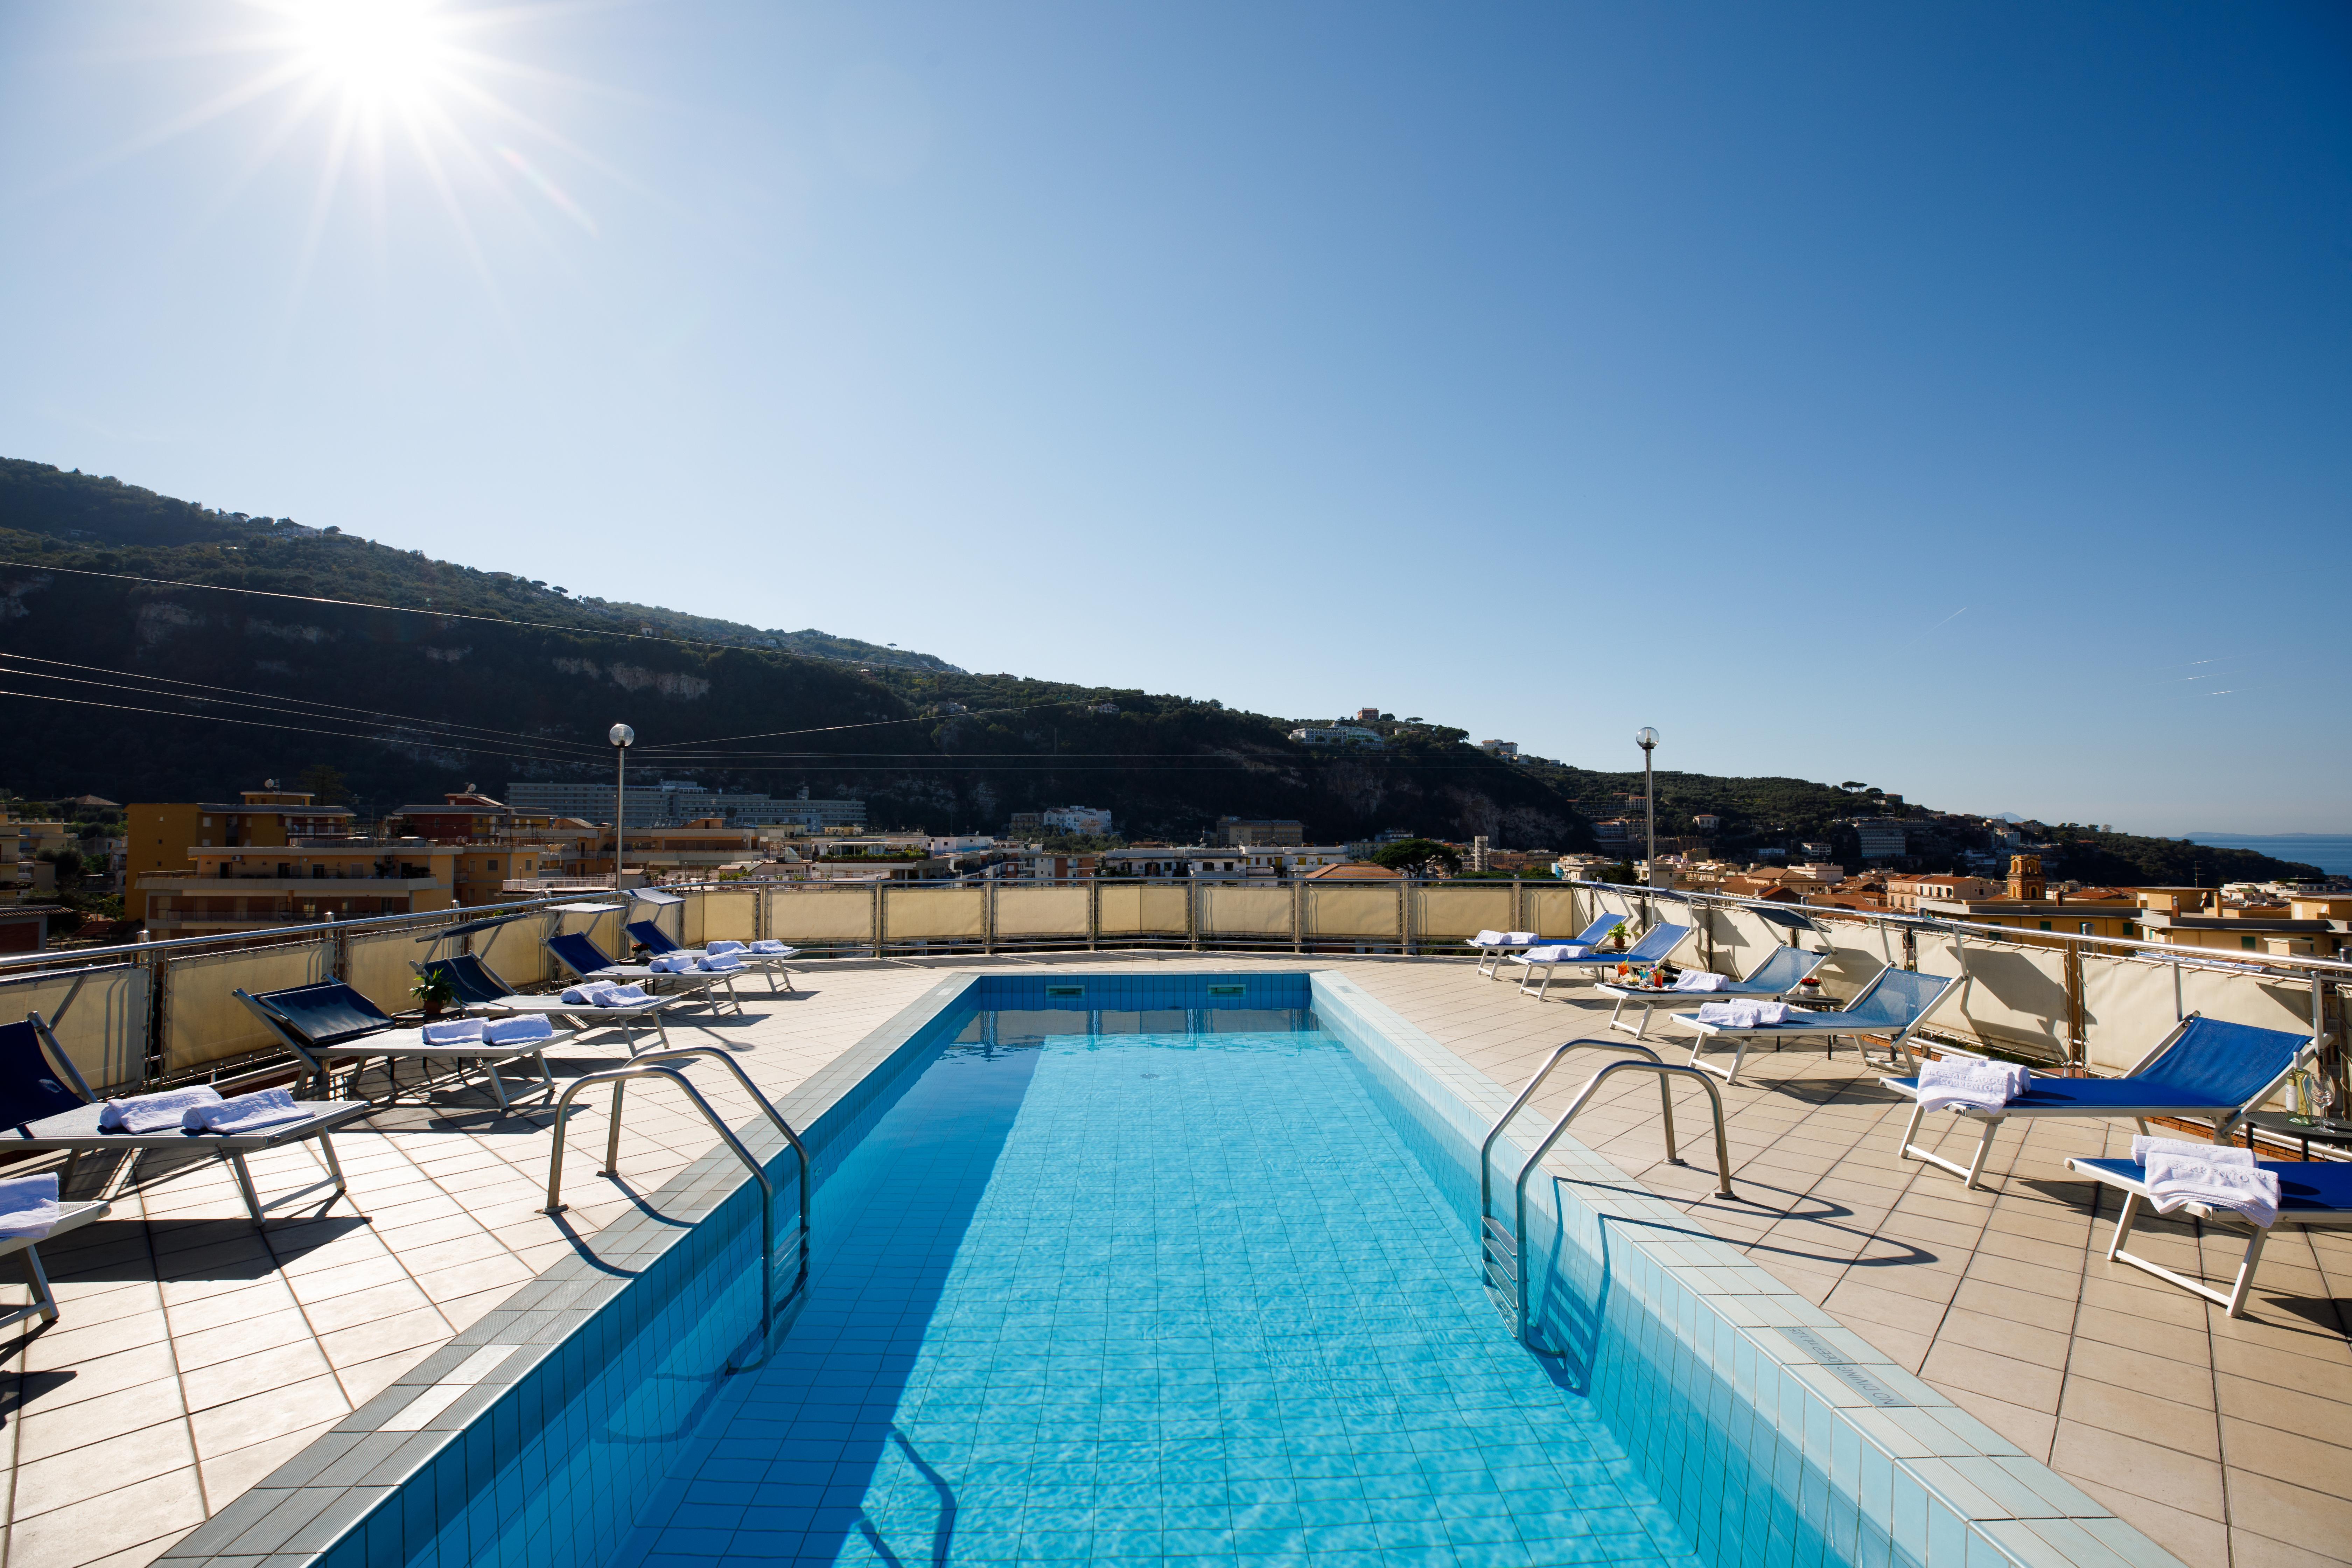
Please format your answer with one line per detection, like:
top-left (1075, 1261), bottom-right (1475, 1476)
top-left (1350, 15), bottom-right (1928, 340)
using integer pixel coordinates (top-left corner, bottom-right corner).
top-left (695, 955), bottom-right (743, 973)
top-left (560, 982), bottom-right (650, 1006)
top-left (749, 940), bottom-right (791, 954)
top-left (646, 954), bottom-right (696, 973)
top-left (1671, 971), bottom-right (1730, 992)
top-left (484, 1016), bottom-right (555, 1045)
top-left (1913, 1058), bottom-right (2029, 1113)
top-left (2141, 1152), bottom-right (2280, 1228)
top-left (1470, 930), bottom-right (1506, 948)
top-left (183, 1087), bottom-right (311, 1136)
top-left (2132, 1134), bottom-right (2253, 1168)
top-left (421, 1018), bottom-right (484, 1045)
top-left (1523, 945), bottom-right (1592, 962)
top-left (0, 1174), bottom-right (59, 1242)
top-left (99, 1086), bottom-right (223, 1134)
top-left (1695, 1001), bottom-right (1790, 1028)
top-left (707, 940), bottom-right (746, 955)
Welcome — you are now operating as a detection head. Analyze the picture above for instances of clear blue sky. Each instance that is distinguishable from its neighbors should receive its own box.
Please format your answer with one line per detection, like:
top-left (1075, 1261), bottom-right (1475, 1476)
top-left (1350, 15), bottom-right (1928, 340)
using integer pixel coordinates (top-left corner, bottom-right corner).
top-left (4, 2), bottom-right (2346, 833)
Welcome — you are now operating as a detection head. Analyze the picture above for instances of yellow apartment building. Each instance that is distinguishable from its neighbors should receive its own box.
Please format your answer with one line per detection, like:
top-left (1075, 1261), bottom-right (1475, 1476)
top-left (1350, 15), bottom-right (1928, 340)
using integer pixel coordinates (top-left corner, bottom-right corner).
top-left (126, 786), bottom-right (357, 912)
top-left (140, 838), bottom-right (456, 937)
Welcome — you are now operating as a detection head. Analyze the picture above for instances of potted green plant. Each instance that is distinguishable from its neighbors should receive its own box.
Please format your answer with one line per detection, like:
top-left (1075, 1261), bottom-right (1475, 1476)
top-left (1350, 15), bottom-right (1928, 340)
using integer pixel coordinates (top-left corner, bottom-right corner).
top-left (410, 968), bottom-right (457, 1020)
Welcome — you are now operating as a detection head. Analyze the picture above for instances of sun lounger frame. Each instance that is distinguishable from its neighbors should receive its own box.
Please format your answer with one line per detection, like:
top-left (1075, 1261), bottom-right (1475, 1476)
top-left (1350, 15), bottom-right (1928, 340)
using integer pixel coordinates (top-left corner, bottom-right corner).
top-left (1671, 967), bottom-right (1955, 1087)
top-left (1597, 945), bottom-right (1828, 1042)
top-left (2065, 1154), bottom-right (2352, 1317)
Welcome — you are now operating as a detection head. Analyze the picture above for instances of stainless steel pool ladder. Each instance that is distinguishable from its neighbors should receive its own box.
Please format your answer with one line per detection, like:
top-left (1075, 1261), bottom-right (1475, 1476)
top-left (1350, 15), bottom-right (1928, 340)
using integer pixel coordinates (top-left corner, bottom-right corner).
top-left (544, 1046), bottom-right (812, 1358)
top-left (1478, 1038), bottom-right (1735, 1347)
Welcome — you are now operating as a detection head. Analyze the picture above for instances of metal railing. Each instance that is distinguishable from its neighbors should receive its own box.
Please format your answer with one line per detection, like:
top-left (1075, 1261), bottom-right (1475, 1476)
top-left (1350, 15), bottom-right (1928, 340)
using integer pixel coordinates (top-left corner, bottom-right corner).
top-left (1486, 1057), bottom-right (1736, 1350)
top-left (542, 1062), bottom-right (790, 1363)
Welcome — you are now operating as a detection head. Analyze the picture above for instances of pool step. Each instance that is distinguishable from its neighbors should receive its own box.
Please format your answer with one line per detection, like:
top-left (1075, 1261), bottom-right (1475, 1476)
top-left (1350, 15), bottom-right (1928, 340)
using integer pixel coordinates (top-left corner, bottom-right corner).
top-left (1480, 1216), bottom-right (1520, 1331)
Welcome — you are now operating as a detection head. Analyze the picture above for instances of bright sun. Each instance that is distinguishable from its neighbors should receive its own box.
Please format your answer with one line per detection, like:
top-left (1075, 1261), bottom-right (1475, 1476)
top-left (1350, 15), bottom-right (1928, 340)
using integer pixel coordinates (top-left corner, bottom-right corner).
top-left (287, 0), bottom-right (453, 109)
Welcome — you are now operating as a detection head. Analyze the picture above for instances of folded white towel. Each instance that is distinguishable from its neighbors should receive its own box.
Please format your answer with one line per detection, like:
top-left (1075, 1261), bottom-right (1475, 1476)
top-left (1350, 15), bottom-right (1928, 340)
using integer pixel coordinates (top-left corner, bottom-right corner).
top-left (707, 939), bottom-right (746, 954)
top-left (1914, 1058), bottom-right (2029, 1114)
top-left (484, 1015), bottom-right (555, 1045)
top-left (1672, 971), bottom-right (1730, 993)
top-left (183, 1088), bottom-right (312, 1136)
top-left (421, 1018), bottom-right (485, 1045)
top-left (694, 955), bottom-right (743, 973)
top-left (646, 954), bottom-right (696, 973)
top-left (2132, 1134), bottom-right (2253, 1168)
top-left (593, 984), bottom-right (651, 1007)
top-left (100, 1086), bottom-right (223, 1134)
top-left (0, 1173), bottom-right (60, 1242)
top-left (1470, 930), bottom-right (1506, 948)
top-left (1523, 944), bottom-right (1593, 962)
top-left (1695, 1001), bottom-right (1790, 1028)
top-left (2142, 1153), bottom-right (2280, 1227)
top-left (560, 983), bottom-right (611, 1004)
top-left (748, 940), bottom-right (791, 954)
top-left (1504, 931), bottom-right (1539, 945)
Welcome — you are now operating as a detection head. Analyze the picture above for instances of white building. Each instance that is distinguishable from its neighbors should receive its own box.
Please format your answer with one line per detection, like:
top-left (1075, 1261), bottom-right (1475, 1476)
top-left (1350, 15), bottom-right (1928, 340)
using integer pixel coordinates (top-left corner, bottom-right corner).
top-left (1287, 726), bottom-right (1385, 749)
top-left (1041, 805), bottom-right (1113, 836)
top-left (929, 834), bottom-right (996, 856)
top-left (1479, 740), bottom-right (1519, 760)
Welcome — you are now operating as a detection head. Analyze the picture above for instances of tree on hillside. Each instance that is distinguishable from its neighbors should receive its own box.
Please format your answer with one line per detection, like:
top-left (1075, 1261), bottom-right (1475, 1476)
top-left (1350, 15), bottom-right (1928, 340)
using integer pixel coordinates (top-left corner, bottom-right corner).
top-left (1370, 838), bottom-right (1461, 877)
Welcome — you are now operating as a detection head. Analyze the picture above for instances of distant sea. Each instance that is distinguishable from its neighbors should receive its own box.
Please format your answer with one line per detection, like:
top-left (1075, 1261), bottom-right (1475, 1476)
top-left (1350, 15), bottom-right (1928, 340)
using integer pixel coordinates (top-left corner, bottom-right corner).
top-left (2184, 833), bottom-right (2352, 877)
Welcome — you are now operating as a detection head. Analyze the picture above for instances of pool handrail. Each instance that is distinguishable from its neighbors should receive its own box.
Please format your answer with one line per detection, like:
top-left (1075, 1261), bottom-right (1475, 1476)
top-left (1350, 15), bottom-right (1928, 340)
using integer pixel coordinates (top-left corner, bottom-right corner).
top-left (543, 1063), bottom-right (779, 1356)
top-left (629, 1046), bottom-right (811, 1309)
top-left (1480, 1038), bottom-right (1673, 1227)
top-left (1506, 1060), bottom-right (1736, 1349)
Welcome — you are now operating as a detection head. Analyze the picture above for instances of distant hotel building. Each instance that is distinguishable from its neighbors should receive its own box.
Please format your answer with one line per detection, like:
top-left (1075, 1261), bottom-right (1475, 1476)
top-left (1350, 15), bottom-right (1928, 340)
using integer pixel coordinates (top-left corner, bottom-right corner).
top-left (1041, 805), bottom-right (1114, 836)
top-left (506, 781), bottom-right (864, 831)
top-left (1287, 725), bottom-right (1385, 749)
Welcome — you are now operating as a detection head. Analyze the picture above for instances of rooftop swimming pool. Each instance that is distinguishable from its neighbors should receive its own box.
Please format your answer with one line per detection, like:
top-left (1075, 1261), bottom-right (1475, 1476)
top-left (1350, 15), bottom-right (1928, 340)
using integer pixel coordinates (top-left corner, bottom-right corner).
top-left (614, 1002), bottom-right (1701, 1568)
top-left (189, 972), bottom-right (2178, 1568)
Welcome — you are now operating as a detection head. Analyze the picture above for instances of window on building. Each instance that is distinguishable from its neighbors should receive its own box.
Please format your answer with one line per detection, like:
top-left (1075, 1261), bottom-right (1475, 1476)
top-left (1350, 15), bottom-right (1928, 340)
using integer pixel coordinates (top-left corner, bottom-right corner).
top-left (2079, 923), bottom-right (2093, 935)
top-left (2241, 936), bottom-right (2256, 951)
top-left (2038, 920), bottom-right (2052, 931)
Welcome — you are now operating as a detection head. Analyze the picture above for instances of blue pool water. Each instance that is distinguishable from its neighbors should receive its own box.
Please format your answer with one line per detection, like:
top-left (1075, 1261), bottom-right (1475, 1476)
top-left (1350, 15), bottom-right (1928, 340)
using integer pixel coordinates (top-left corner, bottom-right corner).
top-left (617, 1014), bottom-right (1702, 1568)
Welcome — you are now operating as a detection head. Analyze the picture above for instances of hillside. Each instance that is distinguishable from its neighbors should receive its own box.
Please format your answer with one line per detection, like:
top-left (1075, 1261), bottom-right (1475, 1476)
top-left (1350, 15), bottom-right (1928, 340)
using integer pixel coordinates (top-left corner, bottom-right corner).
top-left (0, 457), bottom-right (2326, 881)
top-left (0, 459), bottom-right (1588, 846)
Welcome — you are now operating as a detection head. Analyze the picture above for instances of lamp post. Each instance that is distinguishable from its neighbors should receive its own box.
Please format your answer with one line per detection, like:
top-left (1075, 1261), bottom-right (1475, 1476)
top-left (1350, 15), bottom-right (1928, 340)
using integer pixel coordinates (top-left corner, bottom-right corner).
top-left (1636, 727), bottom-right (1659, 889)
top-left (609, 723), bottom-right (635, 890)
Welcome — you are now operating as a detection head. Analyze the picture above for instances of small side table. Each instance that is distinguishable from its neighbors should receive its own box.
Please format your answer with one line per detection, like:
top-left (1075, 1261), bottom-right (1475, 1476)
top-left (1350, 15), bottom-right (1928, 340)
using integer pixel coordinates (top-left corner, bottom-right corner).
top-left (2238, 1111), bottom-right (2352, 1162)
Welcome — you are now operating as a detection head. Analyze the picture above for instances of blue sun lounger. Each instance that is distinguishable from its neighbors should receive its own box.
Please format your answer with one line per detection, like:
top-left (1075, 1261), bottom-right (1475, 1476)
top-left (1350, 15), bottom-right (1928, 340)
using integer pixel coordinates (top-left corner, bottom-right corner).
top-left (1511, 924), bottom-right (1695, 1001)
top-left (414, 952), bottom-right (692, 1054)
top-left (1886, 1014), bottom-right (2317, 1190)
top-left (1468, 917), bottom-right (1624, 980)
top-left (0, 1011), bottom-right (369, 1222)
top-left (547, 932), bottom-right (743, 1016)
top-left (239, 981), bottom-right (574, 1113)
top-left (1673, 968), bottom-right (1955, 1087)
top-left (2065, 1153), bottom-right (2352, 1317)
top-left (626, 920), bottom-right (798, 993)
top-left (1597, 945), bottom-right (1828, 1041)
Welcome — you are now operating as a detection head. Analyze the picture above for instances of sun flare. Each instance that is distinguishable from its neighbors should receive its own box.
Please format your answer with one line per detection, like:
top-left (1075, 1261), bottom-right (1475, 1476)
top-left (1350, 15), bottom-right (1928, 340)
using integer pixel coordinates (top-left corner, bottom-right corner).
top-left (286, 0), bottom-right (453, 110)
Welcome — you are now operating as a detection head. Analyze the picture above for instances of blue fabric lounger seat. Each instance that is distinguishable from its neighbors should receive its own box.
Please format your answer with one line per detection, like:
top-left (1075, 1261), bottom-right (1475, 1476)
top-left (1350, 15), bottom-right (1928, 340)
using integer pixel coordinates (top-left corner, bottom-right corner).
top-left (0, 1012), bottom-right (370, 1222)
top-left (2066, 1154), bottom-right (2352, 1317)
top-left (1467, 916), bottom-right (1623, 980)
top-left (546, 932), bottom-right (743, 1017)
top-left (1597, 944), bottom-right (1828, 1042)
top-left (238, 981), bottom-right (575, 1113)
top-left (625, 920), bottom-right (797, 993)
top-left (1883, 1014), bottom-right (2317, 1190)
top-left (1670, 967), bottom-right (1955, 1087)
top-left (1510, 923), bottom-right (1695, 1002)
top-left (414, 953), bottom-right (688, 1055)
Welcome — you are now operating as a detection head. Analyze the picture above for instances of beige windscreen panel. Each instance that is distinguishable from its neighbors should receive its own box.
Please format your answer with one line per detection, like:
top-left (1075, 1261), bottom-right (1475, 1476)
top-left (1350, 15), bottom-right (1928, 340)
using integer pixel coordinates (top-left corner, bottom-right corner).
top-left (765, 890), bottom-right (879, 945)
top-left (1304, 886), bottom-right (1401, 940)
top-left (696, 890), bottom-right (758, 945)
top-left (993, 887), bottom-right (1090, 939)
top-left (476, 917), bottom-right (553, 989)
top-left (1197, 886), bottom-right (1293, 939)
top-left (345, 927), bottom-right (426, 1015)
top-left (1414, 886), bottom-right (1513, 943)
top-left (885, 887), bottom-right (985, 941)
top-left (1525, 886), bottom-right (1584, 938)
top-left (0, 963), bottom-right (148, 1094)
top-left (163, 941), bottom-right (332, 1076)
